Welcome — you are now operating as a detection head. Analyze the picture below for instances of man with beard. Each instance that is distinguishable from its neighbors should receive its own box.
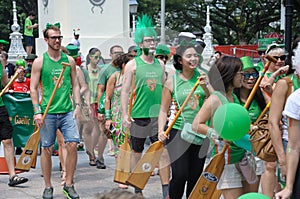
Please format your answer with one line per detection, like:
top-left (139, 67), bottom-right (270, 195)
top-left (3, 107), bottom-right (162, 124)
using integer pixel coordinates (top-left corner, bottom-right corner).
top-left (30, 23), bottom-right (81, 199)
top-left (121, 15), bottom-right (169, 198)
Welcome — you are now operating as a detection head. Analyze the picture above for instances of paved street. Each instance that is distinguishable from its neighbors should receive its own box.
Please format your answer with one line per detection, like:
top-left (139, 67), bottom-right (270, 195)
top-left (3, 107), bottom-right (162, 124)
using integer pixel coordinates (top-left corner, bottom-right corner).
top-left (0, 146), bottom-right (162, 199)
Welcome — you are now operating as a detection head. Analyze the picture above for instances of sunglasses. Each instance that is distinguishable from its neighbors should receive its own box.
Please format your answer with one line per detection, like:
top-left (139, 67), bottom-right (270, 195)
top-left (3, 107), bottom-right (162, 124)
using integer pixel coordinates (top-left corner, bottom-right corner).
top-left (258, 51), bottom-right (265, 55)
top-left (91, 55), bottom-right (101, 59)
top-left (273, 55), bottom-right (286, 61)
top-left (156, 55), bottom-right (169, 60)
top-left (243, 72), bottom-right (259, 79)
top-left (48, 36), bottom-right (63, 40)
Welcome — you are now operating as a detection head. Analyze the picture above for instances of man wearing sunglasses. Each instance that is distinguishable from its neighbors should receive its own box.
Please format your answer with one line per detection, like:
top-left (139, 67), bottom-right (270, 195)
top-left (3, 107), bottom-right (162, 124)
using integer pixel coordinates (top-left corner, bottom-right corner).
top-left (30, 24), bottom-right (81, 199)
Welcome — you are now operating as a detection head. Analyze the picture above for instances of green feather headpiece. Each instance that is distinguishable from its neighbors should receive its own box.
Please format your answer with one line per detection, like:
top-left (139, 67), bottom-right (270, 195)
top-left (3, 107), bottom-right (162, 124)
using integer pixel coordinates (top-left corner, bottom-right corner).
top-left (134, 14), bottom-right (157, 44)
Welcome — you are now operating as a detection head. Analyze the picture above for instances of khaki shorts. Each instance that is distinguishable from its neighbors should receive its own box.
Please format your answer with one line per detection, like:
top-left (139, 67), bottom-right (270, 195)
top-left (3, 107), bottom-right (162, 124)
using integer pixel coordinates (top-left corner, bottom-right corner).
top-left (217, 164), bottom-right (243, 190)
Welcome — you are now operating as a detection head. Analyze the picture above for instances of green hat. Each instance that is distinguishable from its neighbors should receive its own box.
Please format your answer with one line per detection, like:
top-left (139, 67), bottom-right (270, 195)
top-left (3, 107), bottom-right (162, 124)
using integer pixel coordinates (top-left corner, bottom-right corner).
top-left (15, 59), bottom-right (26, 68)
top-left (25, 54), bottom-right (37, 60)
top-left (66, 45), bottom-right (79, 58)
top-left (155, 44), bottom-right (170, 56)
top-left (240, 56), bottom-right (259, 71)
top-left (134, 14), bottom-right (157, 44)
top-left (0, 39), bottom-right (9, 45)
top-left (257, 38), bottom-right (278, 51)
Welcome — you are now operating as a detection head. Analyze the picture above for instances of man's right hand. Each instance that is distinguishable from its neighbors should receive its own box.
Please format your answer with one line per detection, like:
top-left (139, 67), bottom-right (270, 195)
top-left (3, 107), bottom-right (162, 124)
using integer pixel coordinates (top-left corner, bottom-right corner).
top-left (33, 113), bottom-right (43, 128)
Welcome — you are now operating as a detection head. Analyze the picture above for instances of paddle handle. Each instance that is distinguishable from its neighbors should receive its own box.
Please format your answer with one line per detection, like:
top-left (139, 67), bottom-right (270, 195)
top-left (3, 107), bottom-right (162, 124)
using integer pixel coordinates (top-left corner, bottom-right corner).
top-left (164, 78), bottom-right (201, 136)
top-left (0, 70), bottom-right (20, 97)
top-left (254, 101), bottom-right (270, 125)
top-left (41, 62), bottom-right (70, 122)
top-left (244, 55), bottom-right (277, 109)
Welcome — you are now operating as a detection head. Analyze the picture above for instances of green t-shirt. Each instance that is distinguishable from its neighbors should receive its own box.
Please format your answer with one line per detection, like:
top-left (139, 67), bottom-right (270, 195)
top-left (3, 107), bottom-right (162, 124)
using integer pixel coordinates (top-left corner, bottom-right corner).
top-left (233, 95), bottom-right (262, 123)
top-left (171, 69), bottom-right (206, 130)
top-left (131, 56), bottom-right (164, 118)
top-left (98, 64), bottom-right (119, 89)
top-left (40, 52), bottom-right (73, 113)
top-left (0, 62), bottom-right (4, 107)
top-left (24, 17), bottom-right (33, 36)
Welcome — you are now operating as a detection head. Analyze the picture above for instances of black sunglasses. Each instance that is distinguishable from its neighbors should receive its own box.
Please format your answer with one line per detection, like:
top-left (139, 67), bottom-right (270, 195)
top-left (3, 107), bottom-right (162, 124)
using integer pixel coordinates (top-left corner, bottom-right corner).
top-left (273, 55), bottom-right (286, 61)
top-left (156, 55), bottom-right (169, 60)
top-left (243, 72), bottom-right (259, 79)
top-left (258, 51), bottom-right (265, 55)
top-left (48, 36), bottom-right (63, 40)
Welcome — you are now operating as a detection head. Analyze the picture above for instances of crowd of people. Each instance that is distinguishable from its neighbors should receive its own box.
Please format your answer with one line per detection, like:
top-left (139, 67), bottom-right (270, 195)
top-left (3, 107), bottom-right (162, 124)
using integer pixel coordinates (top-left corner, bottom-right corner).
top-left (1, 13), bottom-right (300, 199)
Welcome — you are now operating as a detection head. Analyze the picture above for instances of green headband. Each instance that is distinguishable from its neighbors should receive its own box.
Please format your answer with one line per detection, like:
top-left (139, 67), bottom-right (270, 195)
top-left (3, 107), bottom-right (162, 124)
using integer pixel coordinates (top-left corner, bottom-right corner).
top-left (46, 22), bottom-right (61, 30)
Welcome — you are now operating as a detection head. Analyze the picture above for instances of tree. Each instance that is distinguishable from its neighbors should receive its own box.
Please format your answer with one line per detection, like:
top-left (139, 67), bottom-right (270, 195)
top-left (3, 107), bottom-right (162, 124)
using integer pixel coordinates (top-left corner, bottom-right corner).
top-left (137, 0), bottom-right (300, 45)
top-left (0, 0), bottom-right (38, 49)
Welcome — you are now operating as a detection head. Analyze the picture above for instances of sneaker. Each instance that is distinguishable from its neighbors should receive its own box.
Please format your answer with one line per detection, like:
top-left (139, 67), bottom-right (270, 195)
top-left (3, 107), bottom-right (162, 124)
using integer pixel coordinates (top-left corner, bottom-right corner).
top-left (134, 188), bottom-right (143, 196)
top-left (96, 157), bottom-right (106, 169)
top-left (63, 184), bottom-right (80, 199)
top-left (42, 187), bottom-right (53, 199)
top-left (8, 175), bottom-right (28, 186)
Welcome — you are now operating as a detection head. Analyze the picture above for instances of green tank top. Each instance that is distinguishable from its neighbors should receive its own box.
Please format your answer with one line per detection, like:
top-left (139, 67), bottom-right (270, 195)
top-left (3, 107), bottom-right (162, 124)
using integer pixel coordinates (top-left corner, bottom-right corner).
top-left (171, 70), bottom-right (205, 130)
top-left (289, 74), bottom-right (300, 91)
top-left (131, 56), bottom-right (164, 118)
top-left (89, 71), bottom-right (99, 104)
top-left (40, 52), bottom-right (72, 114)
top-left (0, 62), bottom-right (4, 107)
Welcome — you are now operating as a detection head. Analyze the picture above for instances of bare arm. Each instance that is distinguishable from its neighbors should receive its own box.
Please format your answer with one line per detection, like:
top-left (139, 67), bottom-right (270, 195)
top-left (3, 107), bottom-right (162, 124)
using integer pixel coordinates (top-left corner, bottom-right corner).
top-left (121, 59), bottom-right (136, 128)
top-left (269, 79), bottom-right (288, 175)
top-left (104, 73), bottom-right (117, 130)
top-left (69, 56), bottom-right (80, 118)
top-left (1, 61), bottom-right (9, 87)
top-left (275, 118), bottom-right (300, 199)
top-left (157, 77), bottom-right (173, 142)
top-left (192, 94), bottom-right (222, 135)
top-left (76, 66), bottom-right (90, 105)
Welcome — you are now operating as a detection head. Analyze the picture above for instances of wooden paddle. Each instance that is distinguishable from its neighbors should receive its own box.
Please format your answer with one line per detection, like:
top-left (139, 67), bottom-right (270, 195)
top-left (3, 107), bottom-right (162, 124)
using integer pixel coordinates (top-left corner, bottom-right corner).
top-left (244, 54), bottom-right (277, 108)
top-left (189, 144), bottom-right (228, 199)
top-left (0, 69), bottom-right (21, 97)
top-left (114, 70), bottom-right (135, 184)
top-left (15, 62), bottom-right (71, 171)
top-left (126, 77), bottom-right (202, 190)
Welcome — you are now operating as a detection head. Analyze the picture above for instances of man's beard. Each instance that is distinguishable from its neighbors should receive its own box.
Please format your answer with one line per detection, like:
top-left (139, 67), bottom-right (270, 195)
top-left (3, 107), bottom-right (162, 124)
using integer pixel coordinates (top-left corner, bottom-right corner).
top-left (143, 48), bottom-right (155, 56)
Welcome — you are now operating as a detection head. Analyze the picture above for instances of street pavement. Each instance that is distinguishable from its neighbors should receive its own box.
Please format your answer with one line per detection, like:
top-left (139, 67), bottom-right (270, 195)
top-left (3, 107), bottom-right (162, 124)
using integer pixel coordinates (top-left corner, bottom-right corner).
top-left (0, 145), bottom-right (162, 199)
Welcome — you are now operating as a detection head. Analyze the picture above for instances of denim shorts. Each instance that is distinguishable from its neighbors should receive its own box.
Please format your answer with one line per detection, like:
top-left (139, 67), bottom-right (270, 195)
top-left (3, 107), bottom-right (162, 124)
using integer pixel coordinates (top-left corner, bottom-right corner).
top-left (40, 111), bottom-right (80, 148)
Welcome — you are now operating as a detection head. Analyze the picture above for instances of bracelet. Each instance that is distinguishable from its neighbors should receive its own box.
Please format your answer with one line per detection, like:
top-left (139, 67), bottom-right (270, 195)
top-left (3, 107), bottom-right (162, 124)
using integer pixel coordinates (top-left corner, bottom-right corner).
top-left (207, 128), bottom-right (217, 139)
top-left (105, 109), bottom-right (112, 120)
top-left (33, 104), bottom-right (42, 115)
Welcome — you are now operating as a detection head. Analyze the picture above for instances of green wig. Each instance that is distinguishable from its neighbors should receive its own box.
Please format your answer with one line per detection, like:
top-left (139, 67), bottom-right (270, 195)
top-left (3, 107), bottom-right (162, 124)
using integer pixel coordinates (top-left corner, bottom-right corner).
top-left (134, 14), bottom-right (157, 44)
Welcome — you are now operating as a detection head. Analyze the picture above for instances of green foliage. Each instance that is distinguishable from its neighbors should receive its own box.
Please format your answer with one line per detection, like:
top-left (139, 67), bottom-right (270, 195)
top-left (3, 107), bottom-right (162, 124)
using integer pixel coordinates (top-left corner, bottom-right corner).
top-left (137, 0), bottom-right (300, 45)
top-left (0, 0), bottom-right (38, 48)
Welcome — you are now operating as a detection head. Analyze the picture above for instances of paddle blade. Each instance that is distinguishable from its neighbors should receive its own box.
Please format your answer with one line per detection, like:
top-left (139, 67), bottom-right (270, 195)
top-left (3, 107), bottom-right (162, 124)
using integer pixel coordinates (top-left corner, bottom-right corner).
top-left (188, 145), bottom-right (227, 199)
top-left (15, 131), bottom-right (40, 171)
top-left (126, 141), bottom-right (164, 190)
top-left (114, 138), bottom-right (131, 184)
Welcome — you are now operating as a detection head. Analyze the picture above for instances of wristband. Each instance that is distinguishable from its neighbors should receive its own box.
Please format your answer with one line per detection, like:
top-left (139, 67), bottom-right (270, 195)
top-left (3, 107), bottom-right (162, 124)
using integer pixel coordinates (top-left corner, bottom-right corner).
top-left (207, 128), bottom-right (217, 139)
top-left (105, 109), bottom-right (112, 120)
top-left (33, 104), bottom-right (42, 115)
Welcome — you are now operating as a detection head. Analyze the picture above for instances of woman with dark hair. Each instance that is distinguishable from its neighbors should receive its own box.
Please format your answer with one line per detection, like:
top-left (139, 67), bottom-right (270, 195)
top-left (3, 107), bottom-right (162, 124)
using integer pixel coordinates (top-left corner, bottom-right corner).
top-left (83, 47), bottom-right (103, 167)
top-left (158, 42), bottom-right (212, 199)
top-left (192, 56), bottom-right (248, 199)
top-left (104, 53), bottom-right (133, 188)
top-left (233, 56), bottom-right (267, 192)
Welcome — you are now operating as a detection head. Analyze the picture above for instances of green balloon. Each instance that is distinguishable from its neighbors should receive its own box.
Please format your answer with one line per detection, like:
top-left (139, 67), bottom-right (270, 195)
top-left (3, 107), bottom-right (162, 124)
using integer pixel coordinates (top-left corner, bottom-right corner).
top-left (238, 192), bottom-right (269, 199)
top-left (213, 103), bottom-right (250, 141)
